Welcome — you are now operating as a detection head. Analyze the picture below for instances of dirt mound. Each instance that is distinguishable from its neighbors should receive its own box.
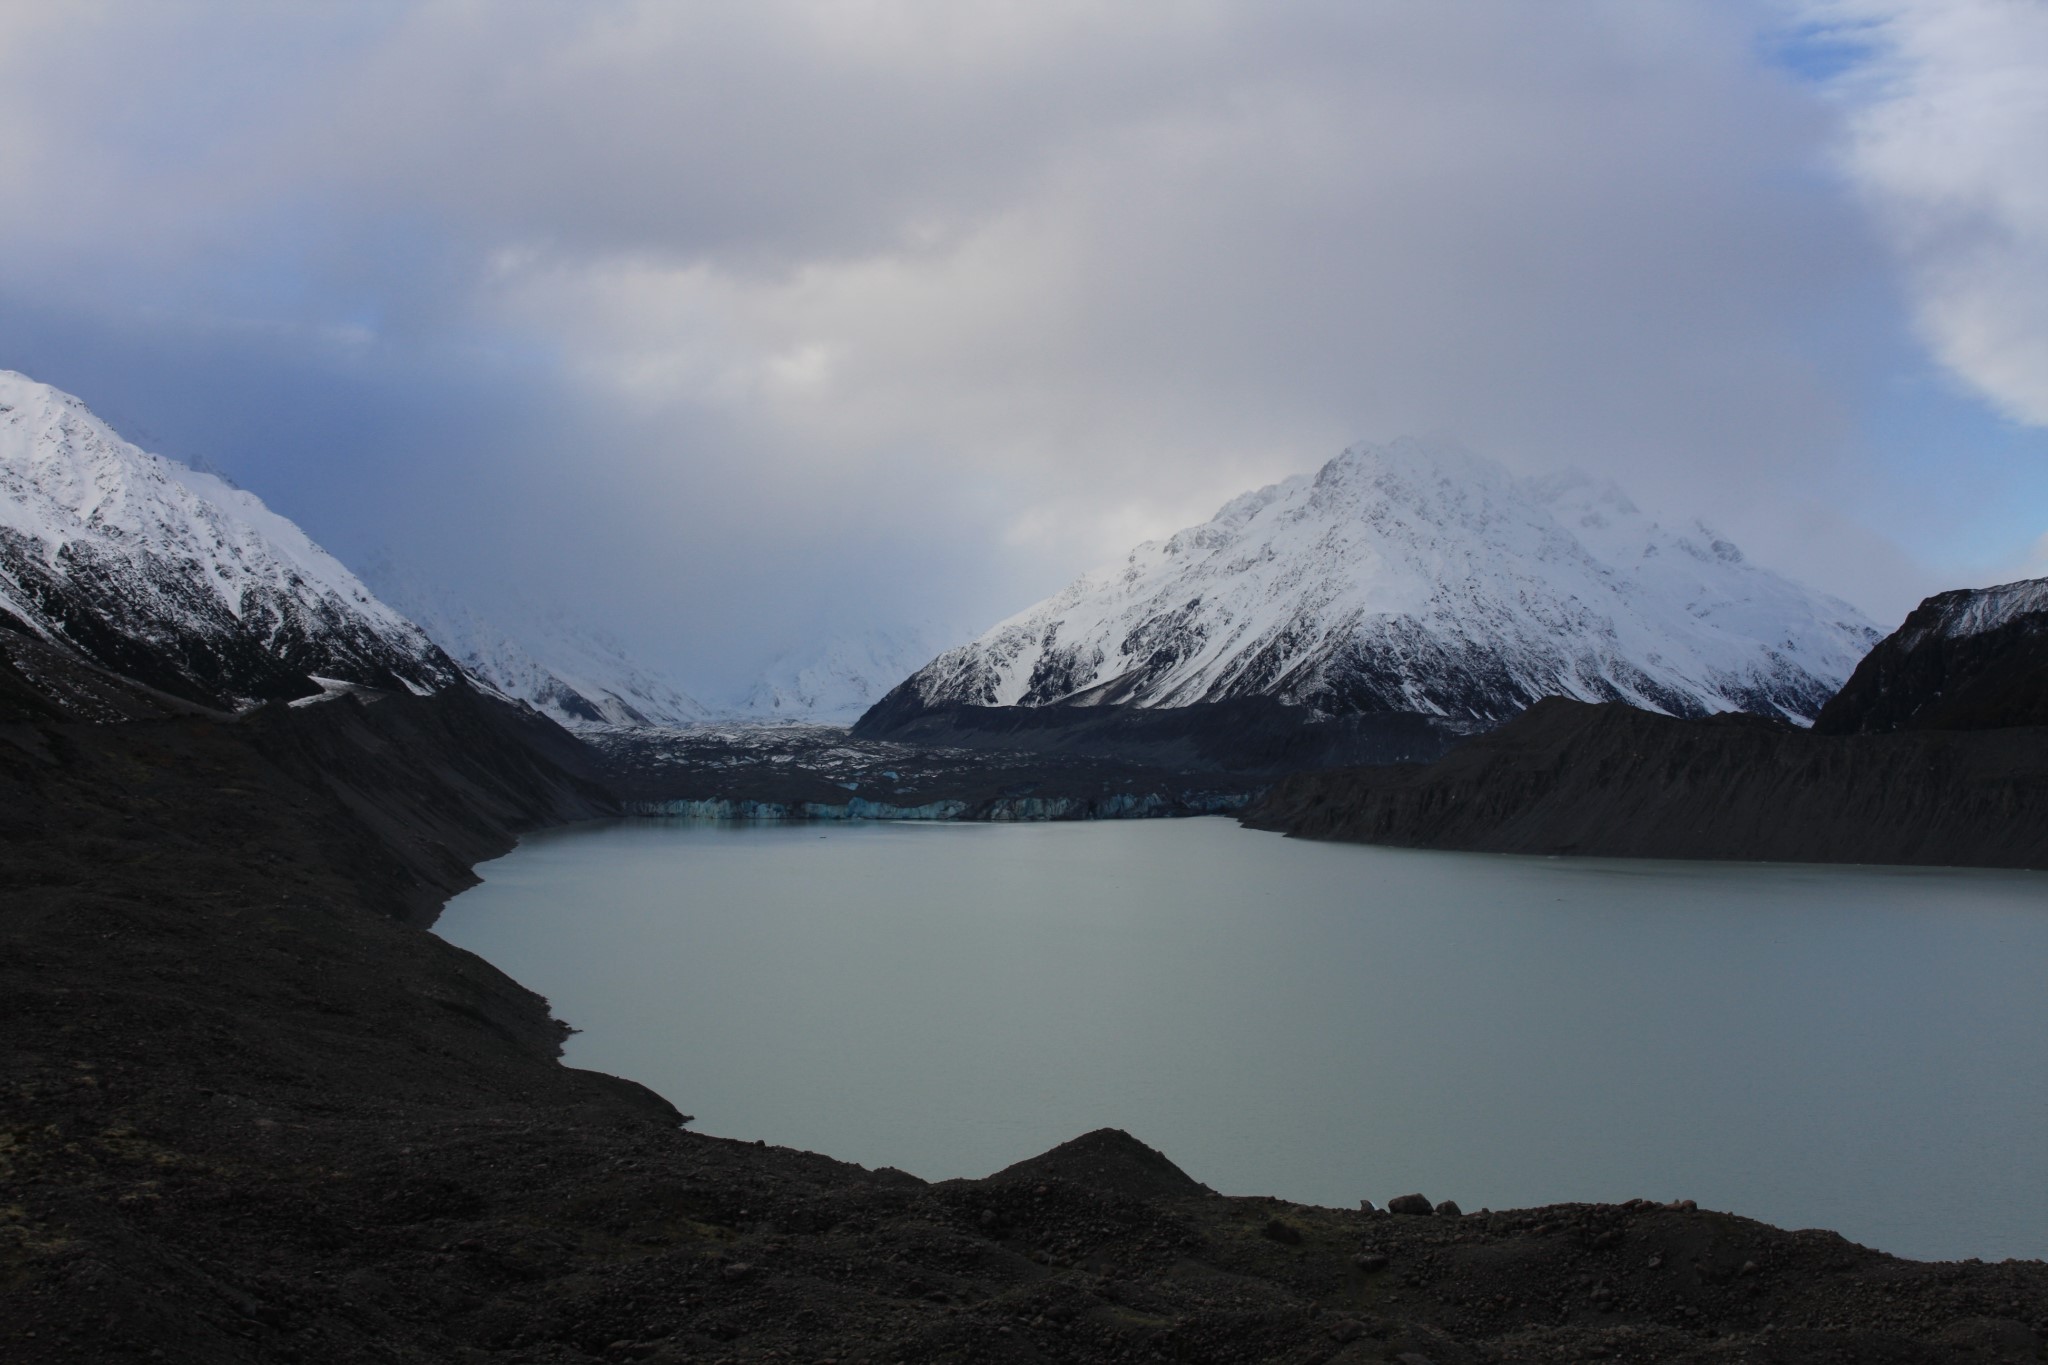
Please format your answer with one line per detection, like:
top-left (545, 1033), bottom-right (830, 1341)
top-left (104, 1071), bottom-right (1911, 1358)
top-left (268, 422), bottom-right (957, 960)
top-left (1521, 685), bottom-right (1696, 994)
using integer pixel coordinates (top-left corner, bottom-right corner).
top-left (989, 1127), bottom-right (1212, 1200)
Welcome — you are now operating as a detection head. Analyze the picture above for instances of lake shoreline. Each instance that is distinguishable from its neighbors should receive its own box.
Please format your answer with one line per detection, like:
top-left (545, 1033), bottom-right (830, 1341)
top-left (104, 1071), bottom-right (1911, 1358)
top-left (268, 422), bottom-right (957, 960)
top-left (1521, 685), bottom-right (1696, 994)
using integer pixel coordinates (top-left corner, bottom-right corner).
top-left (443, 816), bottom-right (2048, 1264)
top-left (5, 685), bottom-right (2046, 1362)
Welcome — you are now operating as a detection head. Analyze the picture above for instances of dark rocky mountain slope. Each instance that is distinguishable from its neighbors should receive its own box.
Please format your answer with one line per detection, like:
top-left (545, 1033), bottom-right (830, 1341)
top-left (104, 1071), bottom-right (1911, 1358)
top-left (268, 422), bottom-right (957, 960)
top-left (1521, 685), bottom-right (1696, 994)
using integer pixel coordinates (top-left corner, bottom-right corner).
top-left (1816, 576), bottom-right (2048, 734)
top-left (1247, 576), bottom-right (2048, 867)
top-left (1245, 696), bottom-right (2048, 868)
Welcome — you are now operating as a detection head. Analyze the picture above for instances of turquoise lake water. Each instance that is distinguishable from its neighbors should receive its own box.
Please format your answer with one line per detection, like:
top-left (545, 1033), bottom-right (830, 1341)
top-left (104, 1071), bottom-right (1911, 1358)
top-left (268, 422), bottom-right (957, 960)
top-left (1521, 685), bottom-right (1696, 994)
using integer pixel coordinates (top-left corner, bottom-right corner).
top-left (436, 817), bottom-right (2048, 1262)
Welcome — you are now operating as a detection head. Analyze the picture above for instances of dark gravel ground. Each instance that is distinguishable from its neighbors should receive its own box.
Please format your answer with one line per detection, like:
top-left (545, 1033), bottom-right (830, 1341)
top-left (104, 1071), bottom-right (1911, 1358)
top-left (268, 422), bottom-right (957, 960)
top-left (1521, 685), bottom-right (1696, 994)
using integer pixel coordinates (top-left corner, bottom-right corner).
top-left (585, 723), bottom-right (1254, 817)
top-left (4, 663), bottom-right (2045, 1363)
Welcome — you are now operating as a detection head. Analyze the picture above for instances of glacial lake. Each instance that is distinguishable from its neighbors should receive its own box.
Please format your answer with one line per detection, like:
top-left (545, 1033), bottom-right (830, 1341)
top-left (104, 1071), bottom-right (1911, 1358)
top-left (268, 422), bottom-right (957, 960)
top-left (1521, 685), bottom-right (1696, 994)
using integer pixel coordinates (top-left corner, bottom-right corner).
top-left (436, 817), bottom-right (2048, 1263)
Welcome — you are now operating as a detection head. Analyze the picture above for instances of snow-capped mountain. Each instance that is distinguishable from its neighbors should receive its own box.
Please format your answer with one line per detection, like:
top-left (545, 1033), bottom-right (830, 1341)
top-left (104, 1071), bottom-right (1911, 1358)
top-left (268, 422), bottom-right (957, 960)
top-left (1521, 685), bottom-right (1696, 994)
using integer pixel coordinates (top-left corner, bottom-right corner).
top-left (0, 370), bottom-right (459, 710)
top-left (1816, 575), bottom-right (2048, 735)
top-left (874, 438), bottom-right (1880, 729)
top-left (736, 625), bottom-right (951, 724)
top-left (362, 565), bottom-right (714, 730)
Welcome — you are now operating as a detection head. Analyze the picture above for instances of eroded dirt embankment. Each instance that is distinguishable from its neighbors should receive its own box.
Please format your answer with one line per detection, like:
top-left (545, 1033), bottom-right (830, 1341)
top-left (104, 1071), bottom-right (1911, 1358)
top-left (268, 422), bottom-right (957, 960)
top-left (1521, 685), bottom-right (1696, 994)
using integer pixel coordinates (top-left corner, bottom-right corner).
top-left (5, 671), bottom-right (2046, 1363)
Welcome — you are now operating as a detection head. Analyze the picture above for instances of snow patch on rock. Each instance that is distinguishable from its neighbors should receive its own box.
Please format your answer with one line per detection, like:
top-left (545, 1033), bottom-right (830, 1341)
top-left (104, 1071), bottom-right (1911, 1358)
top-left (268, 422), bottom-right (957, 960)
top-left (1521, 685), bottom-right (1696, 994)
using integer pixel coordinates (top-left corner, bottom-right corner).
top-left (1920, 577), bottom-right (2048, 640)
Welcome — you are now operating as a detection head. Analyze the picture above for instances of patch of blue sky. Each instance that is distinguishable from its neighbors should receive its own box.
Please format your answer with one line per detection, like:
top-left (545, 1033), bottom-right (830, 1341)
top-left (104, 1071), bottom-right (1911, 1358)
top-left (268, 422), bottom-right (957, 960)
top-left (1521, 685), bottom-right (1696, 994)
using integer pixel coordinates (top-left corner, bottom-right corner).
top-left (1756, 16), bottom-right (1886, 90)
top-left (1855, 363), bottom-right (2048, 581)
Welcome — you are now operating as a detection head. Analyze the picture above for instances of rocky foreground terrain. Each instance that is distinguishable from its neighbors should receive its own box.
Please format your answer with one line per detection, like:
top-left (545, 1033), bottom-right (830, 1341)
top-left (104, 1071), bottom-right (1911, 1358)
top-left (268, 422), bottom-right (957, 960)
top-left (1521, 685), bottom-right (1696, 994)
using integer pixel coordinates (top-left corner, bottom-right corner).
top-left (4, 635), bottom-right (2046, 1364)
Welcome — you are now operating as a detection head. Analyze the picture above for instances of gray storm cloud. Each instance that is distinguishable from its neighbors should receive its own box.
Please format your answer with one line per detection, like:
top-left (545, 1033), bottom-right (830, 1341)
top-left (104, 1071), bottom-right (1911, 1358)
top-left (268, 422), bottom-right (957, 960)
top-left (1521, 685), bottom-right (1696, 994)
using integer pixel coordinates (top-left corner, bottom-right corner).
top-left (0, 1), bottom-right (2037, 691)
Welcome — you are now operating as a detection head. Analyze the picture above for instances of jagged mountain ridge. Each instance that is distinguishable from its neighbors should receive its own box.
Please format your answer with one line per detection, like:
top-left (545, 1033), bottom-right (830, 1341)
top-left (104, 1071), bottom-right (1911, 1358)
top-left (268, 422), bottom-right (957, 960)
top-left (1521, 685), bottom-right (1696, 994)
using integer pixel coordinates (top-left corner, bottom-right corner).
top-left (0, 371), bottom-right (459, 710)
top-left (362, 564), bottom-right (713, 730)
top-left (875, 439), bottom-right (1879, 729)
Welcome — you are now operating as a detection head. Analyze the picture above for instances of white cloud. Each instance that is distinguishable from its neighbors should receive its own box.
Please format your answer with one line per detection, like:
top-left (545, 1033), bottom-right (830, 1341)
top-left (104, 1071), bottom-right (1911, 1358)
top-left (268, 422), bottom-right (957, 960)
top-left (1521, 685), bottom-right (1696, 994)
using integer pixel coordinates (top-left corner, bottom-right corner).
top-left (1809, 0), bottom-right (2048, 426)
top-left (0, 1), bottom-right (1988, 666)
top-left (432, 2), bottom-right (1883, 563)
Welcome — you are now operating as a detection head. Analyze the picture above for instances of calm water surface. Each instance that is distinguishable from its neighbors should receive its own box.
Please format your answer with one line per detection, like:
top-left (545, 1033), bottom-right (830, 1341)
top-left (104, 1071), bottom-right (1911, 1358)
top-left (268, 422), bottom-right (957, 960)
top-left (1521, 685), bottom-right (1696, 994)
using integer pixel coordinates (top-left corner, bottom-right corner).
top-left (436, 817), bottom-right (2048, 1262)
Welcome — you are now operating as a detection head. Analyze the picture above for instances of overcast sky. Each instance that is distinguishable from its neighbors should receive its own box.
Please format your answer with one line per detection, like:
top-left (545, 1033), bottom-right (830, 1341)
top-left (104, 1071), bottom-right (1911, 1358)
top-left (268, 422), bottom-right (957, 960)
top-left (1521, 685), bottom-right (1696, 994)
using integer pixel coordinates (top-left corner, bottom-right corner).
top-left (2, 0), bottom-right (2045, 697)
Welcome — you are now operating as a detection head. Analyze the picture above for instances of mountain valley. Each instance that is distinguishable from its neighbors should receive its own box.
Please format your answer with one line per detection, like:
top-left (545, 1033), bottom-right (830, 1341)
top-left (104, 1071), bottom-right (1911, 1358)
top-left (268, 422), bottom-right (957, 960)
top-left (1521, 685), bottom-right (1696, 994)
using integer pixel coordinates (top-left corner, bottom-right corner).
top-left (5, 368), bottom-right (2048, 1362)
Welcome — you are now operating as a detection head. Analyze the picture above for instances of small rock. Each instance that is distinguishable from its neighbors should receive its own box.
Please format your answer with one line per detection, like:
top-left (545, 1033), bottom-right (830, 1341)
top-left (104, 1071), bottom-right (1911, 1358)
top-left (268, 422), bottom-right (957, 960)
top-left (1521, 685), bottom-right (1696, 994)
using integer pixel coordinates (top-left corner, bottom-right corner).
top-left (1262, 1217), bottom-right (1303, 1245)
top-left (1352, 1252), bottom-right (1389, 1272)
top-left (1434, 1199), bottom-right (1462, 1218)
top-left (720, 1262), bottom-right (755, 1282)
top-left (1739, 1259), bottom-right (1759, 1277)
top-left (1358, 1199), bottom-right (1378, 1214)
top-left (1327, 1318), bottom-right (1364, 1343)
top-left (1386, 1193), bottom-right (1433, 1216)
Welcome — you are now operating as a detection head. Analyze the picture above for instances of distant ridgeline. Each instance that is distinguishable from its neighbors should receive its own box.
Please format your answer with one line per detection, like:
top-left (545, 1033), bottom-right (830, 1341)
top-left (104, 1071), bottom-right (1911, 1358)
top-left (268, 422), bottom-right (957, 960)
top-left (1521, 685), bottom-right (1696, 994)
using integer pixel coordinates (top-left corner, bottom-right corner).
top-left (856, 439), bottom-right (1878, 773)
top-left (1243, 576), bottom-right (2048, 870)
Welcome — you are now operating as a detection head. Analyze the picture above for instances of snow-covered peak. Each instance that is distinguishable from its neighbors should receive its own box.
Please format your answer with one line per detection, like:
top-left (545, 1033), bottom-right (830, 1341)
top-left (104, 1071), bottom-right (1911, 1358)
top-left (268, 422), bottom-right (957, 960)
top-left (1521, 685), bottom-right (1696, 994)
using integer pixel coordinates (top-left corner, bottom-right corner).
top-left (0, 371), bottom-right (413, 634)
top-left (0, 370), bottom-right (457, 708)
top-left (737, 624), bottom-right (954, 724)
top-left (1523, 468), bottom-right (1644, 543)
top-left (361, 562), bottom-right (713, 730)
top-left (883, 438), bottom-right (1879, 728)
